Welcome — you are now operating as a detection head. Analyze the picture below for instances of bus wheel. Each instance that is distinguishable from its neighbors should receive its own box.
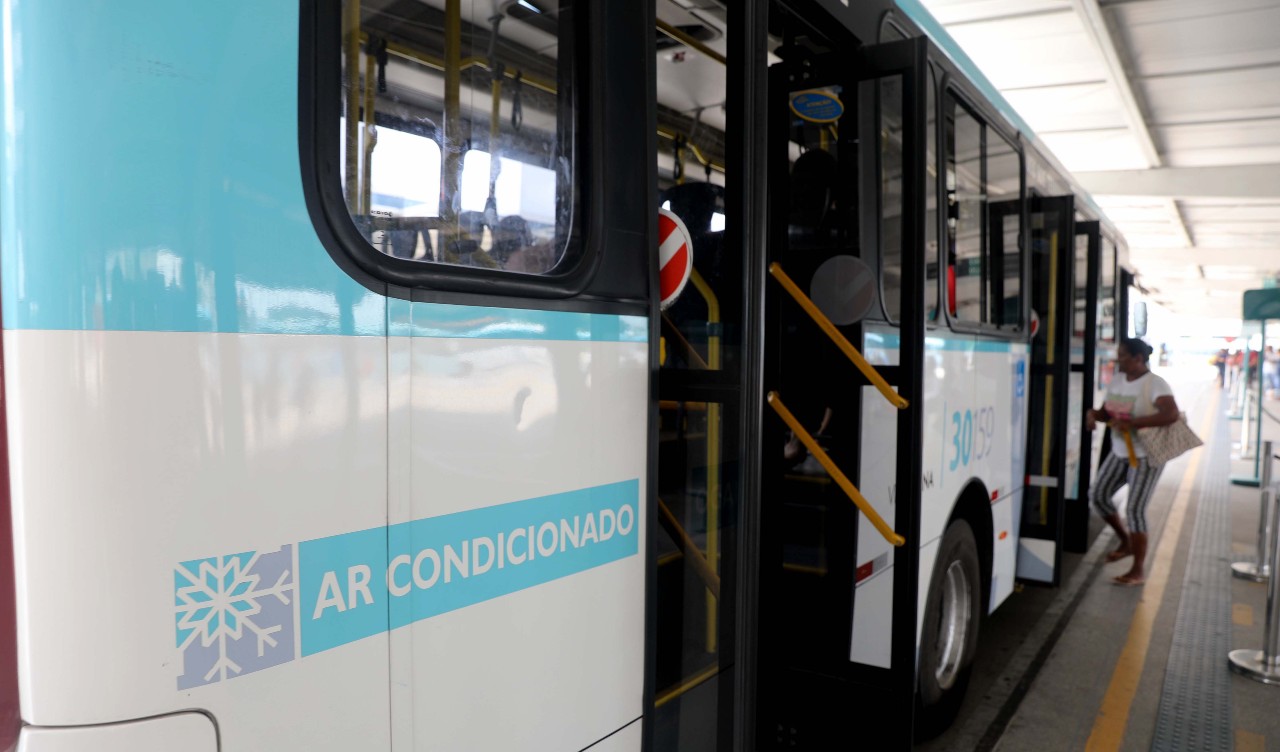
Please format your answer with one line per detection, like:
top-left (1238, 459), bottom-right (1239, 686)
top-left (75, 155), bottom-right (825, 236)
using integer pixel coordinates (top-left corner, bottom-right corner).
top-left (915, 519), bottom-right (981, 737)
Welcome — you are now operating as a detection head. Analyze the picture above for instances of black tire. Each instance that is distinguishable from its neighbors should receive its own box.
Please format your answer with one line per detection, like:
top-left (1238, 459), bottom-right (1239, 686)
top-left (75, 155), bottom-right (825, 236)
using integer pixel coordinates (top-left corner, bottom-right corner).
top-left (915, 519), bottom-right (982, 739)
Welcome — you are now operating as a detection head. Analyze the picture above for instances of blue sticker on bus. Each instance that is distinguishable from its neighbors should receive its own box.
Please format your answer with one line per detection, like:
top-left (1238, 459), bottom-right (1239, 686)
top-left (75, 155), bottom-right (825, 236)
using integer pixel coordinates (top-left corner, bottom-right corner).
top-left (790, 90), bottom-right (844, 123)
top-left (173, 479), bottom-right (640, 687)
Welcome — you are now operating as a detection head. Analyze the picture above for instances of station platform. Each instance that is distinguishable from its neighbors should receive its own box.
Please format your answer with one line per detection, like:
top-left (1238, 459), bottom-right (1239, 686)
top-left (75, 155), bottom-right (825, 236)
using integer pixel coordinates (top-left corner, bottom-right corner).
top-left (917, 366), bottom-right (1280, 752)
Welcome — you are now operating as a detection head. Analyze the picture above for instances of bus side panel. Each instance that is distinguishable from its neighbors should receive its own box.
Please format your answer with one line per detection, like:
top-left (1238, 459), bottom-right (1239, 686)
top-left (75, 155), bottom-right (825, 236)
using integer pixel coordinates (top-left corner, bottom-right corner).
top-left (583, 718), bottom-right (643, 752)
top-left (852, 330), bottom-right (903, 668)
top-left (394, 312), bottom-right (648, 751)
top-left (990, 492), bottom-right (1021, 610)
top-left (852, 382), bottom-right (899, 669)
top-left (967, 344), bottom-right (1025, 508)
top-left (6, 330), bottom-right (392, 751)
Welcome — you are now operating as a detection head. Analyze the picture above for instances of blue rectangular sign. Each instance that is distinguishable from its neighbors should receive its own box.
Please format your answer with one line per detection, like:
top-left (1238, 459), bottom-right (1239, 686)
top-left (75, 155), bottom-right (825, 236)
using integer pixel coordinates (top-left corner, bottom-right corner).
top-left (297, 480), bottom-right (640, 656)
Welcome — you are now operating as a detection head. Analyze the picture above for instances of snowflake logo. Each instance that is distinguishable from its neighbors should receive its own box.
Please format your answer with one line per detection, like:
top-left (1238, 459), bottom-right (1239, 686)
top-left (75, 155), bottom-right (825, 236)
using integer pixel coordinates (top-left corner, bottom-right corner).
top-left (174, 545), bottom-right (295, 689)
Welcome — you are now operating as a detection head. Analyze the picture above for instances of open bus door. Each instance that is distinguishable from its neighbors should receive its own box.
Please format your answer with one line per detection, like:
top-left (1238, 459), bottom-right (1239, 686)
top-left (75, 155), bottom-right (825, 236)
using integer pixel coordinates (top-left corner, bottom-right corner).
top-left (757, 18), bottom-right (927, 748)
top-left (1016, 196), bottom-right (1076, 585)
top-left (1064, 220), bottom-right (1102, 552)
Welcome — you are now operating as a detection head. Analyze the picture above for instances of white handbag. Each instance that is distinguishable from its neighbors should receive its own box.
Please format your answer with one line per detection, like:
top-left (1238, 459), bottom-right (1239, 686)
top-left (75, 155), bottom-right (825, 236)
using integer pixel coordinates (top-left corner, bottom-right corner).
top-left (1135, 375), bottom-right (1203, 465)
top-left (1138, 413), bottom-right (1203, 466)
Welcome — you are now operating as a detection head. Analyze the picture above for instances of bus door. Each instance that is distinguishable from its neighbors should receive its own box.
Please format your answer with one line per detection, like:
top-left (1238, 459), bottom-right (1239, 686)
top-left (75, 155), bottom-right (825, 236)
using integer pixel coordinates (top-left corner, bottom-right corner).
top-left (1016, 196), bottom-right (1076, 584)
top-left (1064, 220), bottom-right (1101, 552)
top-left (758, 13), bottom-right (927, 747)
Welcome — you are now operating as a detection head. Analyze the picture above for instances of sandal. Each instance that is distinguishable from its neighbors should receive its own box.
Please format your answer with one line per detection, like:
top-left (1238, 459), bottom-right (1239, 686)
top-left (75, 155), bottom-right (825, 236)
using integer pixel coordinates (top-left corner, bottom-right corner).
top-left (1105, 549), bottom-right (1132, 563)
top-left (1112, 574), bottom-right (1146, 587)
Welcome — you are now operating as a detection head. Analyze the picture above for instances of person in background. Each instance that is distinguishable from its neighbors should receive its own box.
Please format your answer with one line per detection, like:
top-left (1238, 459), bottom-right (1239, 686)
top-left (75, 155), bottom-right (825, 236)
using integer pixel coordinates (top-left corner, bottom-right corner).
top-left (1212, 348), bottom-right (1228, 388)
top-left (1084, 337), bottom-right (1181, 586)
top-left (1266, 346), bottom-right (1280, 400)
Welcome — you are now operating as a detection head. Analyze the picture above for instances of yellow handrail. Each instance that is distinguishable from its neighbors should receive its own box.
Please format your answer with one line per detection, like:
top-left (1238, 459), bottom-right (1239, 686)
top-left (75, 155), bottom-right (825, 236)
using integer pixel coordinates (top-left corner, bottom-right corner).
top-left (769, 263), bottom-right (909, 410)
top-left (1119, 425), bottom-right (1138, 468)
top-left (658, 499), bottom-right (721, 599)
top-left (655, 663), bottom-right (719, 708)
top-left (768, 392), bottom-right (905, 547)
top-left (363, 33), bottom-right (722, 176)
top-left (656, 19), bottom-right (727, 65)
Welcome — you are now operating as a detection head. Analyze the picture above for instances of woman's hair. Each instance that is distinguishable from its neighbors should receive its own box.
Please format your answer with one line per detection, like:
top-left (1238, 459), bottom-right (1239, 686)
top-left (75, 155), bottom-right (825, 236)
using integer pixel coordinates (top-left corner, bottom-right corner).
top-left (1120, 336), bottom-right (1155, 363)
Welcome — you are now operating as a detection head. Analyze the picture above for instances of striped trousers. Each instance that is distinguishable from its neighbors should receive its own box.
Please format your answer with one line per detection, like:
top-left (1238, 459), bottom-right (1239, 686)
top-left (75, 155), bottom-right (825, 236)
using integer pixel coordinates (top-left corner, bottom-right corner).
top-left (1089, 451), bottom-right (1164, 534)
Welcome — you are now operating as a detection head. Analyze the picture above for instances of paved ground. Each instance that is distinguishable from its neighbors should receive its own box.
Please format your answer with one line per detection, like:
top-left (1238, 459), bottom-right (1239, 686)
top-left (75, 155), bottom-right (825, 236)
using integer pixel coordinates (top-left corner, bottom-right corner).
top-left (917, 365), bottom-right (1280, 751)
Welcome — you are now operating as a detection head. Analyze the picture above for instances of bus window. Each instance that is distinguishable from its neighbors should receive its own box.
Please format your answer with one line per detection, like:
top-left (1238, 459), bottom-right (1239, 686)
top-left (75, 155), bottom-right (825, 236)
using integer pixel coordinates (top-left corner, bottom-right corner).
top-left (338, 0), bottom-right (574, 274)
top-left (879, 21), bottom-right (906, 323)
top-left (1099, 239), bottom-right (1117, 343)
top-left (1073, 230), bottom-right (1089, 349)
top-left (946, 96), bottom-right (983, 323)
top-left (988, 130), bottom-right (1021, 330)
top-left (879, 74), bottom-right (905, 321)
top-left (925, 65), bottom-right (940, 323)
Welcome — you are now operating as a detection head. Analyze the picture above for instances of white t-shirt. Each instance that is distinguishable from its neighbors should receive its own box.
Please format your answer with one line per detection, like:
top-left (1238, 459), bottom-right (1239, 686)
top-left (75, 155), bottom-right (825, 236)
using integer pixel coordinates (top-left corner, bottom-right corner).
top-left (1104, 371), bottom-right (1173, 458)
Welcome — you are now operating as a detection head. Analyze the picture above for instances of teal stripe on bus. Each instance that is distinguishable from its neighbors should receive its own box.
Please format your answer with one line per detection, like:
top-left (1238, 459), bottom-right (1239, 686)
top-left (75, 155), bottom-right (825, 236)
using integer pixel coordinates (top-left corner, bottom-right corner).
top-left (0, 0), bottom-right (645, 345)
top-left (411, 304), bottom-right (646, 342)
top-left (867, 331), bottom-right (1029, 353)
top-left (1, 0), bottom-right (381, 336)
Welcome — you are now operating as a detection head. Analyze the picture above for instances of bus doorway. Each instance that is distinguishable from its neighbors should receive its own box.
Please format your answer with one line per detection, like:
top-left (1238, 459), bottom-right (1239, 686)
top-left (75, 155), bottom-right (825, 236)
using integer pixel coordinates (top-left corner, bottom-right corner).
top-left (1065, 220), bottom-right (1102, 552)
top-left (756, 10), bottom-right (926, 748)
top-left (1017, 196), bottom-right (1076, 585)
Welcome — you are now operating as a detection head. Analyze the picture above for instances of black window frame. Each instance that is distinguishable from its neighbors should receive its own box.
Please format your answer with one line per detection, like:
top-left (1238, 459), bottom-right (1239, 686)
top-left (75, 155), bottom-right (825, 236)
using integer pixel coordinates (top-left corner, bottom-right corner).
top-left (986, 125), bottom-right (1025, 333)
top-left (939, 79), bottom-right (1025, 339)
top-left (1097, 234), bottom-right (1119, 345)
top-left (875, 17), bottom-right (947, 329)
top-left (299, 0), bottom-right (616, 301)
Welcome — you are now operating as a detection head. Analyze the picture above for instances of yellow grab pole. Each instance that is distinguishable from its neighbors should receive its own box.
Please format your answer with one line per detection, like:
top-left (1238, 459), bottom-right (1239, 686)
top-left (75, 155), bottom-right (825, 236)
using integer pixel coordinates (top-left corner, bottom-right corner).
top-left (342, 0), bottom-right (361, 209)
top-left (769, 263), bottom-right (908, 410)
top-left (768, 392), bottom-right (906, 547)
top-left (1036, 230), bottom-right (1059, 525)
top-left (689, 268), bottom-right (721, 652)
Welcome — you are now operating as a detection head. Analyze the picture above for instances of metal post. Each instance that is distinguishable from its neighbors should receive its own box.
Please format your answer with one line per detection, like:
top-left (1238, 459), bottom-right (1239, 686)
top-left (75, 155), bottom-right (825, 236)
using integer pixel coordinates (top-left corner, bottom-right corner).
top-left (1243, 389), bottom-right (1254, 459)
top-left (1229, 483), bottom-right (1280, 683)
top-left (1235, 441), bottom-right (1273, 581)
top-left (1257, 324), bottom-right (1269, 480)
top-left (1231, 358), bottom-right (1247, 419)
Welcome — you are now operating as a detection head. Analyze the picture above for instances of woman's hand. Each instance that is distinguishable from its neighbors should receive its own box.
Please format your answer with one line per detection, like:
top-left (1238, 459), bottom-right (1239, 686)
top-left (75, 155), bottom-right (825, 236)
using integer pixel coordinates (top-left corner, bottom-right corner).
top-left (1085, 409), bottom-right (1097, 432)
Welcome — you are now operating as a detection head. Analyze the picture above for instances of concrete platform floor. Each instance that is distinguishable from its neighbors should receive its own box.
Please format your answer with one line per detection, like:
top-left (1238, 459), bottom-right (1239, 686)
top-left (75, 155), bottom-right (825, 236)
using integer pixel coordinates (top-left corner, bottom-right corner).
top-left (917, 365), bottom-right (1280, 751)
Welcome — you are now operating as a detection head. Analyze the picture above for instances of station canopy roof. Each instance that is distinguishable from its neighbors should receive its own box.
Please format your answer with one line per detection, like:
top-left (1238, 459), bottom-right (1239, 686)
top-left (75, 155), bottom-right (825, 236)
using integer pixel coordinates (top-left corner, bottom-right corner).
top-left (917, 0), bottom-right (1280, 319)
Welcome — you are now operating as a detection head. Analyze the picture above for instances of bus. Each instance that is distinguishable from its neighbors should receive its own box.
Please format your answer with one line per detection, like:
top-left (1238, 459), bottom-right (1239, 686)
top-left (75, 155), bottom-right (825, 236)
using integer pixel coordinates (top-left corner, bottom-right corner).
top-left (0, 0), bottom-right (1135, 749)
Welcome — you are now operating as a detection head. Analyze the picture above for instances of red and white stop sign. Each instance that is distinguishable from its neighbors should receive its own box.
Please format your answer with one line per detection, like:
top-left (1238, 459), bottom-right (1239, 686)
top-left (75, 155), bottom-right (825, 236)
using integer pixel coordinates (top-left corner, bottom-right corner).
top-left (658, 208), bottom-right (694, 310)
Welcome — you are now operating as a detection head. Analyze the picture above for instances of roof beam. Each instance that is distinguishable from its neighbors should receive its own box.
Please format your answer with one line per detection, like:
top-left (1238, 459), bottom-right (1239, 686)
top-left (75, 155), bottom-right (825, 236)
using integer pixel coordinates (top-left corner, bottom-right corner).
top-left (1068, 0), bottom-right (1160, 168)
top-left (1067, 0), bottom-right (1199, 248)
top-left (1076, 164), bottom-right (1280, 199)
top-left (1164, 200), bottom-right (1194, 249)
